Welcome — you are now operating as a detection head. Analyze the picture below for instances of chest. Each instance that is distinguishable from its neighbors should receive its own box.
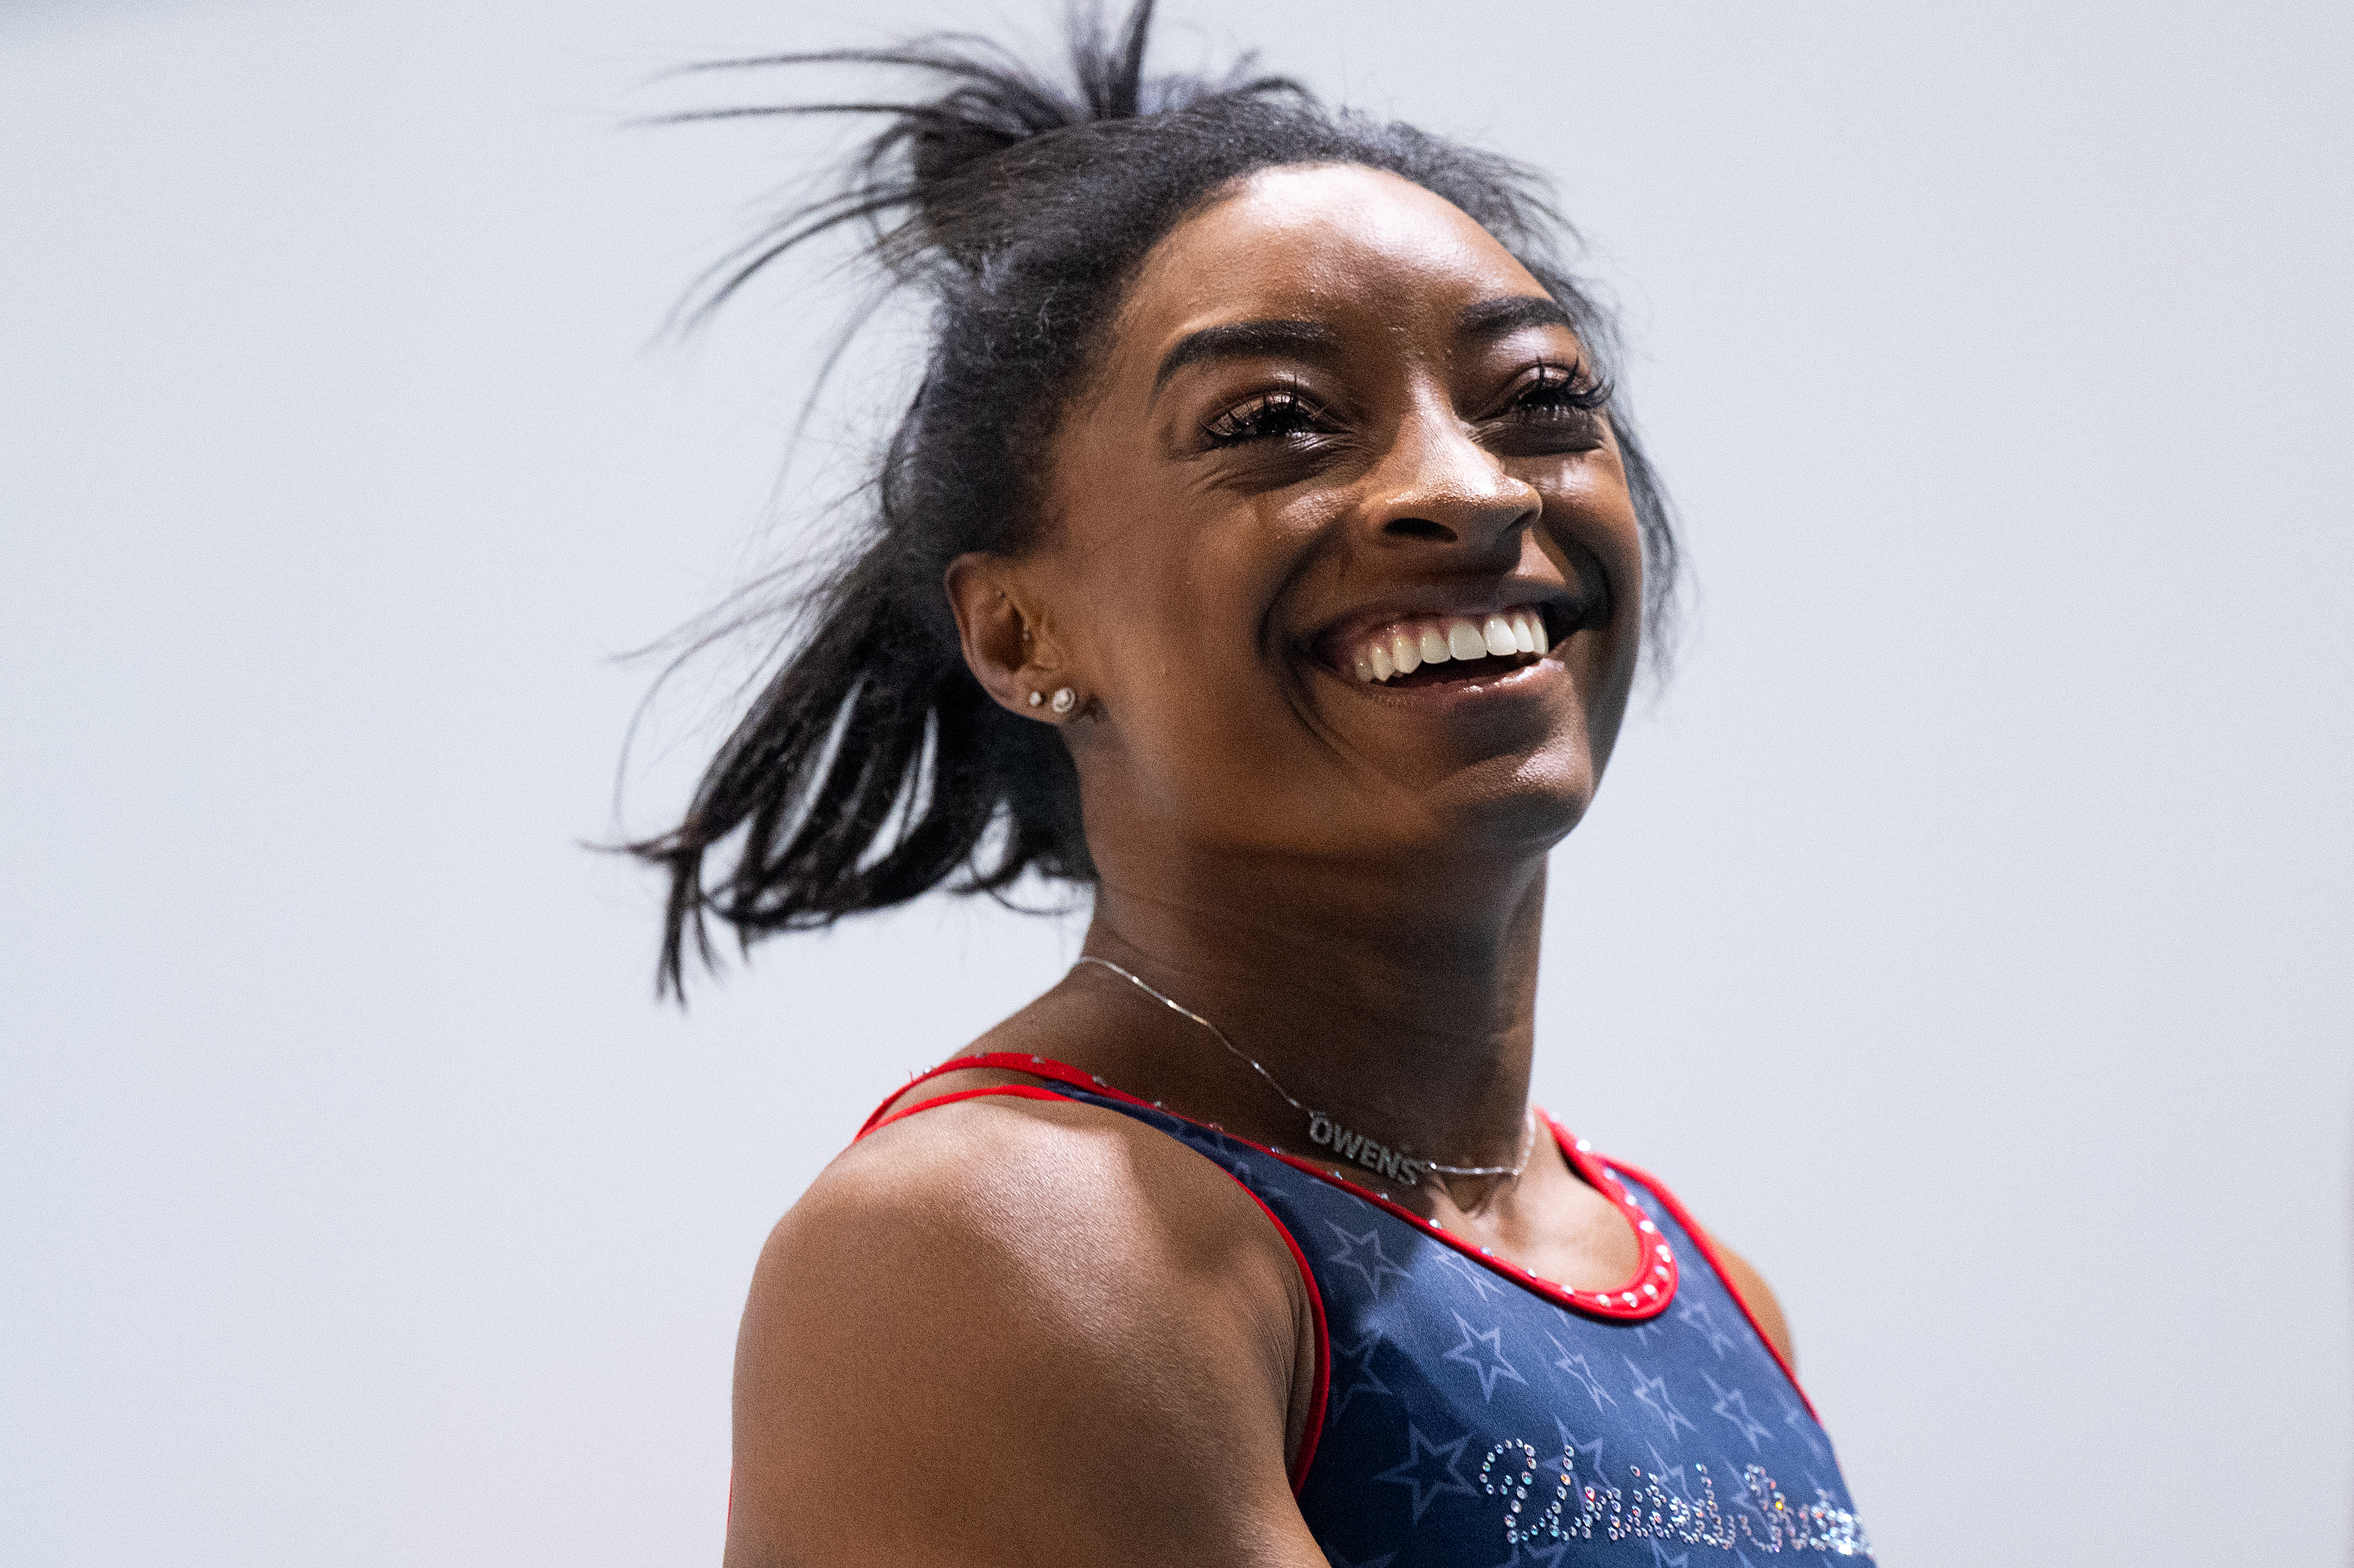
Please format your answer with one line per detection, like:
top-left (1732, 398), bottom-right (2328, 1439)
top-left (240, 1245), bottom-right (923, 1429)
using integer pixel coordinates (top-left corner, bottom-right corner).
top-left (1056, 1087), bottom-right (1876, 1564)
top-left (1254, 1159), bottom-right (1873, 1563)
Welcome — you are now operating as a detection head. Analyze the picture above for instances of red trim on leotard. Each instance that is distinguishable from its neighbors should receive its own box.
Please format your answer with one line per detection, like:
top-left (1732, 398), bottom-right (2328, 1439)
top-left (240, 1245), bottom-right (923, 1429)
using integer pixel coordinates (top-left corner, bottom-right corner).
top-left (862, 1054), bottom-right (1679, 1324)
top-left (867, 1083), bottom-right (1071, 1132)
top-left (862, 1060), bottom-right (1824, 1449)
top-left (859, 1062), bottom-right (1331, 1491)
top-left (1235, 1181), bottom-right (1331, 1491)
top-left (1599, 1155), bottom-right (1822, 1422)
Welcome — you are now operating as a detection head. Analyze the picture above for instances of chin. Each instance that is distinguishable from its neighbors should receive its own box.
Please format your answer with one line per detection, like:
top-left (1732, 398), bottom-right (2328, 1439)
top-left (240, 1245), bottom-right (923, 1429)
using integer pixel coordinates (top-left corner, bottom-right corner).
top-left (1439, 747), bottom-right (1600, 859)
top-left (1304, 742), bottom-right (1603, 873)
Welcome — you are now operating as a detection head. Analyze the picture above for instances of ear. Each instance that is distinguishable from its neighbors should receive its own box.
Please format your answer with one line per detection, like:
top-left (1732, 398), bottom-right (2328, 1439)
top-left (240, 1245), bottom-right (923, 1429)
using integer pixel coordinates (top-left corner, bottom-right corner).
top-left (944, 553), bottom-right (1074, 721)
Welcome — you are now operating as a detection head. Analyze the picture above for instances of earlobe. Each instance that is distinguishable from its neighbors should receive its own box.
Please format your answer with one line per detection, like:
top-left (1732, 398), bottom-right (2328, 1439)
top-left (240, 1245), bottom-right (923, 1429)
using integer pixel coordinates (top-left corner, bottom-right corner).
top-left (943, 552), bottom-right (1084, 723)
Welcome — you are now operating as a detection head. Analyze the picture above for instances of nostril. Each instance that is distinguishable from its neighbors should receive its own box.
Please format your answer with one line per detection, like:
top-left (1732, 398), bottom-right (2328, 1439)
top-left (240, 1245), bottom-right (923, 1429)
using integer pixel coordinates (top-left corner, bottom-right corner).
top-left (1383, 517), bottom-right (1455, 541)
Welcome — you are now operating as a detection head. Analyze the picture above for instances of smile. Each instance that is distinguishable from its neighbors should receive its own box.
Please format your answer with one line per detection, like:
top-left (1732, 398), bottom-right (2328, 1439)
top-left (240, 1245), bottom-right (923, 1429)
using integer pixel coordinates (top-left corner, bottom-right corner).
top-left (1336, 608), bottom-right (1553, 688)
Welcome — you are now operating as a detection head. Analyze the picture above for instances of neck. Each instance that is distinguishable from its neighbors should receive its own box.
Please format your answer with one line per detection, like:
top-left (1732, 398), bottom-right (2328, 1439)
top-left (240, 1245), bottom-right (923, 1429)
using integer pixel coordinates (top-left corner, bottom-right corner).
top-left (1077, 846), bottom-right (1547, 1173)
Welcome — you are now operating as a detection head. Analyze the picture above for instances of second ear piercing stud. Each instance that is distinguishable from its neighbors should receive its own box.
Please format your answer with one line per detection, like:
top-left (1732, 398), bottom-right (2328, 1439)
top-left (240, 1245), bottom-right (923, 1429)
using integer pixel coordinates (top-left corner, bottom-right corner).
top-left (1027, 691), bottom-right (1044, 707)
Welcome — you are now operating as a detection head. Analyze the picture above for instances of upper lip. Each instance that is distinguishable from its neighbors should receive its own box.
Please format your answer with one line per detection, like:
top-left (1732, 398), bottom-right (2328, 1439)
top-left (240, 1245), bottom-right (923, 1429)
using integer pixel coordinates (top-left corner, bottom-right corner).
top-left (1307, 582), bottom-right (1582, 669)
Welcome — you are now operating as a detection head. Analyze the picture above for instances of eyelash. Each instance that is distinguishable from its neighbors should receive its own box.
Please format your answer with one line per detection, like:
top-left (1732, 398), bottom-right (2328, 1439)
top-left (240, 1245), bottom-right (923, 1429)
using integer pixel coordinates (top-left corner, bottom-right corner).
top-left (1204, 387), bottom-right (1331, 445)
top-left (1510, 360), bottom-right (1613, 419)
top-left (1200, 361), bottom-right (1610, 448)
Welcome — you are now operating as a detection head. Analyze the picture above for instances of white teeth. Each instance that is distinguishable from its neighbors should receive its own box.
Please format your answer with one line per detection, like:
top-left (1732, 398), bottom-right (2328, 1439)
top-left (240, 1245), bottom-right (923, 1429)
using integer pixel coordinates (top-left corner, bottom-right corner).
top-left (1389, 628), bottom-right (1422, 675)
top-left (1348, 608), bottom-right (1551, 683)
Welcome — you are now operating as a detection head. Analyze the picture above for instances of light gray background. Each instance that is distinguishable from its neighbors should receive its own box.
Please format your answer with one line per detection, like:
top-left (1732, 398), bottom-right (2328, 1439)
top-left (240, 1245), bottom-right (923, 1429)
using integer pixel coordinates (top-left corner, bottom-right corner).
top-left (5, 1), bottom-right (2349, 1562)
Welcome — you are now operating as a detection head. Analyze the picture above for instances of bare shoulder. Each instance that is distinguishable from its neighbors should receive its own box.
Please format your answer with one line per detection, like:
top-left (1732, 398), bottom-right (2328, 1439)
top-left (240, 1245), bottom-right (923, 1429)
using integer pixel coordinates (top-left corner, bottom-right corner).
top-left (1704, 1234), bottom-right (1797, 1369)
top-left (781, 1081), bottom-right (1291, 1301)
top-left (726, 1089), bottom-right (1324, 1568)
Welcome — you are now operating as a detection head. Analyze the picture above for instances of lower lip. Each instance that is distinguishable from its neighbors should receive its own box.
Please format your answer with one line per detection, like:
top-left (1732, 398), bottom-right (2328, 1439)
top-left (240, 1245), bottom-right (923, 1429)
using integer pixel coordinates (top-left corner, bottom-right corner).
top-left (1325, 652), bottom-right (1568, 707)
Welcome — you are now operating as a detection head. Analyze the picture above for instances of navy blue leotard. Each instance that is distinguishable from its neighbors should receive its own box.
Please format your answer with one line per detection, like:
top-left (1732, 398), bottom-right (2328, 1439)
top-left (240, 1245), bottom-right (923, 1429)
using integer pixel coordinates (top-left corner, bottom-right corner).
top-left (865, 1054), bottom-right (1873, 1565)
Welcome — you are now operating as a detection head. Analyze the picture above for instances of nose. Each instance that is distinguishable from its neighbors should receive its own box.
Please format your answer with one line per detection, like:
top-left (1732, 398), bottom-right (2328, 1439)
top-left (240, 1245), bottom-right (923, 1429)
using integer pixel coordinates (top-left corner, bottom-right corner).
top-left (1358, 393), bottom-right (1542, 559)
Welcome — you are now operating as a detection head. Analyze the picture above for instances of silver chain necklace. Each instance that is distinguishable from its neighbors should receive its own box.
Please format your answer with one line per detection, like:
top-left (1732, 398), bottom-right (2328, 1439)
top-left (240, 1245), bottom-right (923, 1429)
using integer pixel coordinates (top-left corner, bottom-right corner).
top-left (1073, 956), bottom-right (1536, 1189)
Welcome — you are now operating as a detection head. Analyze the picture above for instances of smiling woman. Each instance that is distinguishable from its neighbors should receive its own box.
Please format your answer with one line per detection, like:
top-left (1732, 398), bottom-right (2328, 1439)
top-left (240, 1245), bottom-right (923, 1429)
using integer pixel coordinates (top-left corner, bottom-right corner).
top-left (634, 4), bottom-right (1870, 1564)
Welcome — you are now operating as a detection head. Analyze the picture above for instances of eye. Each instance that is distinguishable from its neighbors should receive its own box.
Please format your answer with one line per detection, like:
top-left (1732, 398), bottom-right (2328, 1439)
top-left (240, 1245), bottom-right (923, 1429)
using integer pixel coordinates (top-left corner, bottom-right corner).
top-left (1204, 388), bottom-right (1336, 446)
top-left (1478, 360), bottom-right (1611, 457)
top-left (1507, 361), bottom-right (1611, 424)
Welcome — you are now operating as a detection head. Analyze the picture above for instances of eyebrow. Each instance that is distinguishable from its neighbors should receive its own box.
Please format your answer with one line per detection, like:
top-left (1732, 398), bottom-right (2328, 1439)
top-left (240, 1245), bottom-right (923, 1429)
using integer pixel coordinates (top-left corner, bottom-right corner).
top-left (1456, 295), bottom-right (1578, 340)
top-left (1152, 319), bottom-right (1341, 393)
top-left (1150, 298), bottom-right (1579, 396)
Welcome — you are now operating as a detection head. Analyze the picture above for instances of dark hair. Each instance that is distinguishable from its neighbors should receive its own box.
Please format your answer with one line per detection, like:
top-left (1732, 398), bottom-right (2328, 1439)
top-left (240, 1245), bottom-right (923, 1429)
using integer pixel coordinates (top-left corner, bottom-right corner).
top-left (631, 0), bottom-right (1680, 995)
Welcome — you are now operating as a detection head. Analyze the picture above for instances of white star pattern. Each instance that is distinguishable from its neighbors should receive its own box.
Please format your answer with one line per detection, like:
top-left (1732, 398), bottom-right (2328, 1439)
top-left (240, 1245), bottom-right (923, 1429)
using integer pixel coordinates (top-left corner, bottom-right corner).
top-left (1323, 1222), bottom-right (1413, 1299)
top-left (1644, 1440), bottom-right (1692, 1499)
top-left (1623, 1356), bottom-right (1698, 1440)
top-left (1702, 1372), bottom-right (1774, 1450)
top-left (1328, 1327), bottom-right (1395, 1421)
top-left (1545, 1334), bottom-right (1619, 1411)
top-left (1552, 1417), bottom-right (1608, 1501)
top-left (1723, 1462), bottom-right (1778, 1538)
top-left (1674, 1297), bottom-right (1739, 1358)
top-left (1432, 1246), bottom-right (1510, 1302)
top-left (1079, 1078), bottom-right (1874, 1558)
top-left (1776, 1388), bottom-right (1827, 1461)
top-left (1442, 1312), bottom-right (1528, 1401)
top-left (1373, 1423), bottom-right (1479, 1522)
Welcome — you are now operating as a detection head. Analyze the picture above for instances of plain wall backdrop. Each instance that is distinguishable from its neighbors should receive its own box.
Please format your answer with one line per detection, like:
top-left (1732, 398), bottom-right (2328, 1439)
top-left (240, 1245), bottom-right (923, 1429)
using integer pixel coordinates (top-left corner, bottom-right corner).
top-left (5, 1), bottom-right (2349, 1562)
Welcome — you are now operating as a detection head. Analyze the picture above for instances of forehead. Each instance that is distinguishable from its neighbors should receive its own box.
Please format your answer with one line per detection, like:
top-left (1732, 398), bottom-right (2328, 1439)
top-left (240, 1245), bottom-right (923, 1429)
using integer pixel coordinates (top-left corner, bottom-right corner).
top-left (1113, 163), bottom-right (1551, 365)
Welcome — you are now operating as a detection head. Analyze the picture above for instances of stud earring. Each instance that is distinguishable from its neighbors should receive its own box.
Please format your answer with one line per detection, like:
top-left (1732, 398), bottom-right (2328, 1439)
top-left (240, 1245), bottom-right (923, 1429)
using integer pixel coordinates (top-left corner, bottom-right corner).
top-left (1027, 690), bottom-right (1044, 707)
top-left (1050, 687), bottom-right (1077, 715)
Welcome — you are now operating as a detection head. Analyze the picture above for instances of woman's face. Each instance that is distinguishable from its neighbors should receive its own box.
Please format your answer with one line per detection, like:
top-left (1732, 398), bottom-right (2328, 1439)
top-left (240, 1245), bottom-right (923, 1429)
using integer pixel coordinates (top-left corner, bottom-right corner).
top-left (989, 163), bottom-right (1646, 885)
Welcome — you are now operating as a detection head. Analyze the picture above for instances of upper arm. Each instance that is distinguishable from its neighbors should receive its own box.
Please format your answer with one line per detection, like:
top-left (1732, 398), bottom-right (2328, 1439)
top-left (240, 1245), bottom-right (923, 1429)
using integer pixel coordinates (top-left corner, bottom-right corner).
top-left (1706, 1235), bottom-right (1797, 1369)
top-left (723, 1095), bottom-right (1327, 1568)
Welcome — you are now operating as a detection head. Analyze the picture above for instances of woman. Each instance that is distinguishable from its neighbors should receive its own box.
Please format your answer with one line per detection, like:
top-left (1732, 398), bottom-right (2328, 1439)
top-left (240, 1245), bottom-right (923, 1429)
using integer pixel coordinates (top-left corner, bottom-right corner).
top-left (639, 4), bottom-right (1872, 1562)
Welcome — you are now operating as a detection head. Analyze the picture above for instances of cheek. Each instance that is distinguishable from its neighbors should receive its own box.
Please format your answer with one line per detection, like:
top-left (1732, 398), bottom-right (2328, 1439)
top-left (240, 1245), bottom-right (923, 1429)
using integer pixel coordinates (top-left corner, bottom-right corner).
top-left (1540, 468), bottom-right (1646, 665)
top-left (1074, 517), bottom-right (1352, 826)
top-left (1087, 485), bottom-right (1324, 683)
top-left (1545, 451), bottom-right (1645, 564)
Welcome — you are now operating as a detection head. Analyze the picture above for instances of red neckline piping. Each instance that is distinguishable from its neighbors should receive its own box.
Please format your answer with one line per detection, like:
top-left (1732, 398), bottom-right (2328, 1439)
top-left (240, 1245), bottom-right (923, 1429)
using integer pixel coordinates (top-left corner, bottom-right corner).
top-left (1601, 1154), bottom-right (1822, 1423)
top-left (863, 1052), bottom-right (1679, 1324)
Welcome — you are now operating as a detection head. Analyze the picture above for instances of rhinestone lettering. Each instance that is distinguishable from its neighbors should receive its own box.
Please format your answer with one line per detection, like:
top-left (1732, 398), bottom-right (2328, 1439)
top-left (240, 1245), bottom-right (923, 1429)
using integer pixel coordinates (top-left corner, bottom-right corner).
top-left (1479, 1440), bottom-right (1873, 1558)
